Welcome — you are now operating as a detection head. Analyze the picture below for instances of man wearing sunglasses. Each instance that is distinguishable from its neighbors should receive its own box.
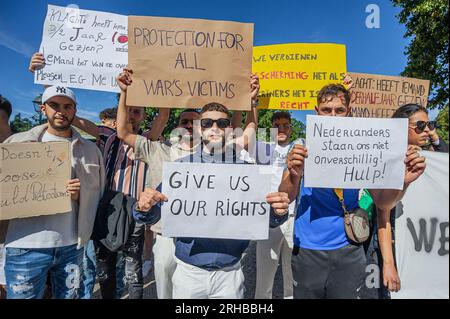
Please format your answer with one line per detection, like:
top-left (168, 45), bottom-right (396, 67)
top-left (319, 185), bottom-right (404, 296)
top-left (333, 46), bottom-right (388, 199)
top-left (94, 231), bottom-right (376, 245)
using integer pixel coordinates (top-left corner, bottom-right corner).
top-left (117, 68), bottom-right (290, 298)
top-left (276, 84), bottom-right (426, 299)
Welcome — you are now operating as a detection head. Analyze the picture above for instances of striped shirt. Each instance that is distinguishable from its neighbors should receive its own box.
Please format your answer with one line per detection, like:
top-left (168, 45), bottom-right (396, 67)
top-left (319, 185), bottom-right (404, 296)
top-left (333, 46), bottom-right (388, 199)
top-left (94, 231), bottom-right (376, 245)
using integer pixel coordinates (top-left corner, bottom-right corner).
top-left (103, 131), bottom-right (148, 199)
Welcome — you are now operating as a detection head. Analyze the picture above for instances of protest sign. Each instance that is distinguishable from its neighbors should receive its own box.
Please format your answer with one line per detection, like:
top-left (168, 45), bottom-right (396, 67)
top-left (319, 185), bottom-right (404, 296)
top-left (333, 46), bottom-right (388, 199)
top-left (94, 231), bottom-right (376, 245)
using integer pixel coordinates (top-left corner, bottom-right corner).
top-left (35, 4), bottom-right (128, 92)
top-left (252, 43), bottom-right (347, 110)
top-left (0, 142), bottom-right (71, 220)
top-left (127, 16), bottom-right (254, 110)
top-left (392, 151), bottom-right (449, 299)
top-left (348, 72), bottom-right (430, 118)
top-left (161, 162), bottom-right (271, 240)
top-left (303, 115), bottom-right (408, 189)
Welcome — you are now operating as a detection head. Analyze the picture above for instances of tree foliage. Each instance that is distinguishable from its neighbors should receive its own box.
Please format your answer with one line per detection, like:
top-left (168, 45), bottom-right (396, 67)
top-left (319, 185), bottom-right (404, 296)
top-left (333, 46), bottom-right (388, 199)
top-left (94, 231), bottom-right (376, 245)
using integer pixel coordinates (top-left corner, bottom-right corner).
top-left (10, 113), bottom-right (34, 133)
top-left (436, 105), bottom-right (449, 143)
top-left (392, 0), bottom-right (449, 110)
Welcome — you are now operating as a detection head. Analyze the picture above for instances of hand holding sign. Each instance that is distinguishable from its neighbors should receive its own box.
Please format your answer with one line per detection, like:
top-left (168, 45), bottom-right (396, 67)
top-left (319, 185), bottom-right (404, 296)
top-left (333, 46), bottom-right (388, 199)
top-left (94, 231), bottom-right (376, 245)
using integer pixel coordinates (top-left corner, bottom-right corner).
top-left (117, 68), bottom-right (133, 92)
top-left (287, 145), bottom-right (308, 177)
top-left (66, 178), bottom-right (81, 201)
top-left (137, 188), bottom-right (168, 212)
top-left (404, 145), bottom-right (426, 185)
top-left (29, 52), bottom-right (46, 73)
top-left (266, 192), bottom-right (290, 216)
top-left (250, 74), bottom-right (260, 101)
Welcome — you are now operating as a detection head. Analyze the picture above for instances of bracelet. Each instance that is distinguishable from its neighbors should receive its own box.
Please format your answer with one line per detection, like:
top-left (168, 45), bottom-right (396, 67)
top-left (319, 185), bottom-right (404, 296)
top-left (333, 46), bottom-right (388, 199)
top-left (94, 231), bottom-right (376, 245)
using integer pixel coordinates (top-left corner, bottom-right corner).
top-left (251, 99), bottom-right (259, 107)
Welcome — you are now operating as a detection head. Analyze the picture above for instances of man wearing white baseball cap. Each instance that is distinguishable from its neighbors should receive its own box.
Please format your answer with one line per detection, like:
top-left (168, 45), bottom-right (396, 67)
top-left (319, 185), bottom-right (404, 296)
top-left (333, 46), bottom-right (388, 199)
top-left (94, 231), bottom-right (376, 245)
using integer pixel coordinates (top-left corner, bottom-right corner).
top-left (1, 86), bottom-right (105, 299)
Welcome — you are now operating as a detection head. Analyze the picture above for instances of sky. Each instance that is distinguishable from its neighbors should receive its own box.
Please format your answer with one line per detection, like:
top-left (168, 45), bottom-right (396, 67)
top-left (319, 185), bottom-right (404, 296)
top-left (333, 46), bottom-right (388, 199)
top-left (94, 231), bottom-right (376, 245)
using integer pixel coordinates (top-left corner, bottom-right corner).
top-left (0, 0), bottom-right (434, 125)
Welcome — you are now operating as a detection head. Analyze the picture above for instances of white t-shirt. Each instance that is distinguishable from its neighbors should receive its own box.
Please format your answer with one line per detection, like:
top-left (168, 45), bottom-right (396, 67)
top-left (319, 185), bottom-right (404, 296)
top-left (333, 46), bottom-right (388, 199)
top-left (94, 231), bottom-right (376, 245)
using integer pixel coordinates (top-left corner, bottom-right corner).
top-left (5, 131), bottom-right (78, 249)
top-left (243, 141), bottom-right (296, 214)
top-left (0, 244), bottom-right (5, 285)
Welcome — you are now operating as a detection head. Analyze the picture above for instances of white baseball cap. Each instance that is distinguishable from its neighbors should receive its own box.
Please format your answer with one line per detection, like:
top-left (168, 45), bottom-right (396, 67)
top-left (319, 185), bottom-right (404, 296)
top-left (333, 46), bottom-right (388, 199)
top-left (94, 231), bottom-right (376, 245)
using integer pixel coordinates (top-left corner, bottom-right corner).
top-left (42, 86), bottom-right (77, 105)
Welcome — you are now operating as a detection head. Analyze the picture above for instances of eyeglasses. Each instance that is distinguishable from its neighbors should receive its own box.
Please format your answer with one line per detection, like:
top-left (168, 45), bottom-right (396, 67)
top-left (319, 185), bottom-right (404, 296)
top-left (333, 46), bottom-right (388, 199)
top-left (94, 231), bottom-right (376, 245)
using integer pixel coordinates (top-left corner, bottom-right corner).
top-left (409, 121), bottom-right (437, 133)
top-left (179, 119), bottom-right (194, 126)
top-left (200, 118), bottom-right (231, 129)
top-left (273, 123), bottom-right (291, 129)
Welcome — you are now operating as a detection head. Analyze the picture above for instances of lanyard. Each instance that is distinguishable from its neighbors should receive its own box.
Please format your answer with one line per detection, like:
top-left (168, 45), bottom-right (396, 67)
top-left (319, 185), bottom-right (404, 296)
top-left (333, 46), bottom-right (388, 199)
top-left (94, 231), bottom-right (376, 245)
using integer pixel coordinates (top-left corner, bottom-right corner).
top-left (333, 188), bottom-right (349, 215)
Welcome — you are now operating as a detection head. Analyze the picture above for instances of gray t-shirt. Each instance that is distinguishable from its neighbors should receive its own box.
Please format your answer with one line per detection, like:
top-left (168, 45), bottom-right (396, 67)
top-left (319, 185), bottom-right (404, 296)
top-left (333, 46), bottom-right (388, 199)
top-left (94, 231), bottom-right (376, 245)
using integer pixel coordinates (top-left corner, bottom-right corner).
top-left (5, 131), bottom-right (78, 249)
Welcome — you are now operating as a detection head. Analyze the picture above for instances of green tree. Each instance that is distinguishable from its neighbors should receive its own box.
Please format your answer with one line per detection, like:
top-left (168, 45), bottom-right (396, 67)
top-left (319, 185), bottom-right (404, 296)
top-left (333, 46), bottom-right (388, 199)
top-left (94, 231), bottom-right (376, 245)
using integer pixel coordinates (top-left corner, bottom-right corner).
top-left (436, 105), bottom-right (449, 143)
top-left (10, 113), bottom-right (34, 133)
top-left (392, 0), bottom-right (449, 110)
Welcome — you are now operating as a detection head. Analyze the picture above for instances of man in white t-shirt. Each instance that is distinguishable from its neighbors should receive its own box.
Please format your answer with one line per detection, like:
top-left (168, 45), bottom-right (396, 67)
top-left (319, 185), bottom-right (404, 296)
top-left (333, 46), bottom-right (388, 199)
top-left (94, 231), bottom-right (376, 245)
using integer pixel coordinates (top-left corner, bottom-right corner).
top-left (1, 86), bottom-right (105, 299)
top-left (251, 111), bottom-right (303, 299)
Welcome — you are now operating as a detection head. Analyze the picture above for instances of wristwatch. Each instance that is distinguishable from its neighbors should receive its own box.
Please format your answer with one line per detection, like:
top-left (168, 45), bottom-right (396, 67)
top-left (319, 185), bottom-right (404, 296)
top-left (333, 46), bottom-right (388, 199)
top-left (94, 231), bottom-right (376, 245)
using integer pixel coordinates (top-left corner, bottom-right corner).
top-left (251, 99), bottom-right (259, 107)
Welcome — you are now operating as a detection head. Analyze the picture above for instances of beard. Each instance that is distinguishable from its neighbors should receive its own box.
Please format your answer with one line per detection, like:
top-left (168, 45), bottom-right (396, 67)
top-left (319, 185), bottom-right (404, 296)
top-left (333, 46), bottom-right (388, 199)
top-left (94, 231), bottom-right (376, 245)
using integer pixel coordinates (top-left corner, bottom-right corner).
top-left (48, 114), bottom-right (74, 131)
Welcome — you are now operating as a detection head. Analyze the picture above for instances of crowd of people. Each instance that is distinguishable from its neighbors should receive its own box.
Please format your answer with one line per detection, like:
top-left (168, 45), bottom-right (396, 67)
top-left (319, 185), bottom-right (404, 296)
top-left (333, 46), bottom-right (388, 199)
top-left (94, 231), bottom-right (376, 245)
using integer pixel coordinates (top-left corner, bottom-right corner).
top-left (0, 50), bottom-right (445, 300)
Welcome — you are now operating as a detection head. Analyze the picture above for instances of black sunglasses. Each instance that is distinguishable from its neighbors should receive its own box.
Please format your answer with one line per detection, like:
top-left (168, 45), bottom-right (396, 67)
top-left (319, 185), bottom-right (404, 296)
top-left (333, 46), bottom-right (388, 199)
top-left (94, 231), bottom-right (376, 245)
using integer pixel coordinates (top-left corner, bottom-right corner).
top-left (200, 118), bottom-right (231, 129)
top-left (410, 121), bottom-right (437, 133)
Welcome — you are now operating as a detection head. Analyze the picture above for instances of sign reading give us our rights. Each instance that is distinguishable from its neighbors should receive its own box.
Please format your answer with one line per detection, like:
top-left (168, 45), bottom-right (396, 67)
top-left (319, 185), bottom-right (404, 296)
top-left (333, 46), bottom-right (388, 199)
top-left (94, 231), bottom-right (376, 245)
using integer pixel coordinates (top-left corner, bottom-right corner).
top-left (304, 115), bottom-right (408, 190)
top-left (0, 142), bottom-right (72, 221)
top-left (161, 162), bottom-right (272, 240)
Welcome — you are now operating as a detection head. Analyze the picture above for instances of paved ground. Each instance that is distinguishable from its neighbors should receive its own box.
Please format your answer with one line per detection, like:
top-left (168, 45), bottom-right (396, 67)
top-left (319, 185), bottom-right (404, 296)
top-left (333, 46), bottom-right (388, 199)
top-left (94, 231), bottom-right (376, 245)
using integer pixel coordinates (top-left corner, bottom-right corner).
top-left (94, 241), bottom-right (286, 299)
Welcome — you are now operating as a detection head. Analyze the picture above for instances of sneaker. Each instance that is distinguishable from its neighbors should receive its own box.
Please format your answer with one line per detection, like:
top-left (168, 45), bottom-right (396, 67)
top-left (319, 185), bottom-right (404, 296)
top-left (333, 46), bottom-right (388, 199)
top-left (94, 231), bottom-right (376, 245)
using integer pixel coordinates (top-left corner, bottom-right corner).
top-left (142, 259), bottom-right (153, 277)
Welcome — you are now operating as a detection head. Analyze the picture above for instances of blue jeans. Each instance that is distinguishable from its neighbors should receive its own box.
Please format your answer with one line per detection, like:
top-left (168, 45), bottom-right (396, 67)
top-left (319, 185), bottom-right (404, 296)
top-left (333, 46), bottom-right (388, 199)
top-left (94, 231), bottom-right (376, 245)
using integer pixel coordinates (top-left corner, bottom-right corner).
top-left (80, 240), bottom-right (125, 299)
top-left (5, 244), bottom-right (84, 299)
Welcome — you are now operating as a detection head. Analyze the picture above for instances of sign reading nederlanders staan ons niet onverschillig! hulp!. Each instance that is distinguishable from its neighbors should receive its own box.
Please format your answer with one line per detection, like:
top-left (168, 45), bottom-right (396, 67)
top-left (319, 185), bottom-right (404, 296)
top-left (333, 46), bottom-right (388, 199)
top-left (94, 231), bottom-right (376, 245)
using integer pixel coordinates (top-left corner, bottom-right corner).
top-left (0, 142), bottom-right (71, 221)
top-left (161, 162), bottom-right (272, 240)
top-left (35, 4), bottom-right (128, 92)
top-left (304, 115), bottom-right (408, 190)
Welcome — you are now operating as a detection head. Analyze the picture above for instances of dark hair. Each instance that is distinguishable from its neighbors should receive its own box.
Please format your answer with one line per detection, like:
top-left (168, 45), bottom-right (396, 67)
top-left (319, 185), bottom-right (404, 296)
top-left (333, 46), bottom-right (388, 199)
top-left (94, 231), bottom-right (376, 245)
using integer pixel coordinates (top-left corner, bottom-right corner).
top-left (392, 103), bottom-right (428, 119)
top-left (99, 107), bottom-right (117, 120)
top-left (0, 95), bottom-right (12, 119)
top-left (272, 111), bottom-right (291, 124)
top-left (200, 102), bottom-right (231, 118)
top-left (317, 84), bottom-right (350, 107)
top-left (180, 108), bottom-right (200, 116)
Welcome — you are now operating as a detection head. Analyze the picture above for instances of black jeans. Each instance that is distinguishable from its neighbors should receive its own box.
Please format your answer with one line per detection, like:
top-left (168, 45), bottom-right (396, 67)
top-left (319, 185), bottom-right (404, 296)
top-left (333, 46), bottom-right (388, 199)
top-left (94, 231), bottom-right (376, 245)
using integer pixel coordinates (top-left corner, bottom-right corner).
top-left (94, 223), bottom-right (145, 299)
top-left (292, 243), bottom-right (367, 299)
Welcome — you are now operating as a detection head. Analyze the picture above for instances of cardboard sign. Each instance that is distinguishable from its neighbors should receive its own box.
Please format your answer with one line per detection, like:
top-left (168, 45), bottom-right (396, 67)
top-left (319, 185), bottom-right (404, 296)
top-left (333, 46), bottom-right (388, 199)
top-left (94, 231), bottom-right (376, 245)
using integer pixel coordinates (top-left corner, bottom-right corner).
top-left (161, 162), bottom-right (272, 240)
top-left (252, 43), bottom-right (347, 110)
top-left (348, 72), bottom-right (430, 118)
top-left (304, 115), bottom-right (408, 189)
top-left (35, 4), bottom-right (128, 92)
top-left (127, 16), bottom-right (254, 110)
top-left (393, 151), bottom-right (449, 299)
top-left (0, 142), bottom-right (72, 220)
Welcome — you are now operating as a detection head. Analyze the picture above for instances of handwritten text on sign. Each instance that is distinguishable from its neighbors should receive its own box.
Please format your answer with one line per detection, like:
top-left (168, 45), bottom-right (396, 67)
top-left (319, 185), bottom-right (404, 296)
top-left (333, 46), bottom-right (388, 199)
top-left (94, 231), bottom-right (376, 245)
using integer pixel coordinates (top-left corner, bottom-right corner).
top-left (127, 16), bottom-right (254, 110)
top-left (161, 162), bottom-right (271, 240)
top-left (0, 142), bottom-right (71, 220)
top-left (348, 72), bottom-right (430, 118)
top-left (252, 43), bottom-right (347, 110)
top-left (304, 115), bottom-right (408, 189)
top-left (35, 5), bottom-right (128, 92)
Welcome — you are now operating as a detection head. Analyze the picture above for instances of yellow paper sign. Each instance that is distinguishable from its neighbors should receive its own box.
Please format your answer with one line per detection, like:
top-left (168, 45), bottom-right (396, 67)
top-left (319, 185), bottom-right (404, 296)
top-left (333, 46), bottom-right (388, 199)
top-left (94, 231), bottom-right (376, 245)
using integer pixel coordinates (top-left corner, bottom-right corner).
top-left (252, 43), bottom-right (347, 110)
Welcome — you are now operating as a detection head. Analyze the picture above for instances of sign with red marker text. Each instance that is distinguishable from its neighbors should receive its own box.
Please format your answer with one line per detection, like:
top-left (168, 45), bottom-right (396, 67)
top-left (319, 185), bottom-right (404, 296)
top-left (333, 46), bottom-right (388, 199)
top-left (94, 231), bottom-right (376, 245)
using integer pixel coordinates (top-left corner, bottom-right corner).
top-left (0, 142), bottom-right (71, 220)
top-left (304, 115), bottom-right (408, 190)
top-left (348, 72), bottom-right (430, 118)
top-left (127, 16), bottom-right (254, 110)
top-left (252, 43), bottom-right (347, 110)
top-left (35, 5), bottom-right (128, 92)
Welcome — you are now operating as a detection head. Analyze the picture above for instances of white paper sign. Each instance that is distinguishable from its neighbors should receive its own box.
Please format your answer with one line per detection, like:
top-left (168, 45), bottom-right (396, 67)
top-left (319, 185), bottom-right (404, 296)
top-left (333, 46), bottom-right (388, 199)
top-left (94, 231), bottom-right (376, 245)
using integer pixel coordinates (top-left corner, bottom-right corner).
top-left (392, 151), bottom-right (449, 299)
top-left (304, 115), bottom-right (408, 189)
top-left (161, 162), bottom-right (272, 240)
top-left (35, 4), bottom-right (128, 92)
